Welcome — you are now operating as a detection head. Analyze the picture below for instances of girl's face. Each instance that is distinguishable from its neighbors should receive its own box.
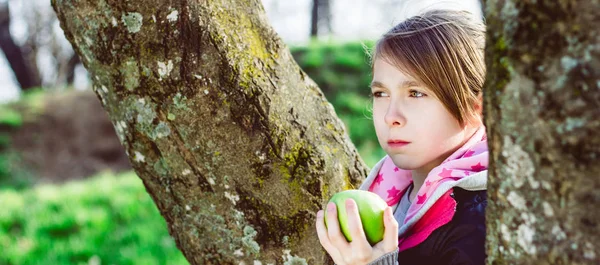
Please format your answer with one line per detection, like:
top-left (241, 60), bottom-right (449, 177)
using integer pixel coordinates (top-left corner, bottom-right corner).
top-left (371, 58), bottom-right (478, 174)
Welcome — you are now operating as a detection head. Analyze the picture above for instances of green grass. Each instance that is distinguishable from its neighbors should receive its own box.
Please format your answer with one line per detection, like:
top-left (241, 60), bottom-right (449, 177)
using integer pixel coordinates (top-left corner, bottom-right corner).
top-left (0, 107), bottom-right (22, 127)
top-left (0, 87), bottom-right (46, 128)
top-left (0, 171), bottom-right (188, 265)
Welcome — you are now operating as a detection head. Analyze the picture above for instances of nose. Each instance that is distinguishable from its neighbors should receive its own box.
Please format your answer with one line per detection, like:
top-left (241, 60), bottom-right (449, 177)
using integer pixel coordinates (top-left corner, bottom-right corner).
top-left (384, 100), bottom-right (406, 127)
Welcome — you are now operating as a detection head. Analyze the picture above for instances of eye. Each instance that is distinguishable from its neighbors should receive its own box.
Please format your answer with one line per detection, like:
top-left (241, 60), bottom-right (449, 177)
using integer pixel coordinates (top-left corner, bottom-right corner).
top-left (409, 90), bottom-right (426, 98)
top-left (372, 91), bottom-right (389, 98)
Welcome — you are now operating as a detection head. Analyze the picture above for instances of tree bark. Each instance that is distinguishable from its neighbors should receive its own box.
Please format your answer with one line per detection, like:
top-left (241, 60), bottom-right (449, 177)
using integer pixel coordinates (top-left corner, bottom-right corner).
top-left (52, 0), bottom-right (367, 264)
top-left (484, 1), bottom-right (599, 264)
top-left (0, 2), bottom-right (42, 90)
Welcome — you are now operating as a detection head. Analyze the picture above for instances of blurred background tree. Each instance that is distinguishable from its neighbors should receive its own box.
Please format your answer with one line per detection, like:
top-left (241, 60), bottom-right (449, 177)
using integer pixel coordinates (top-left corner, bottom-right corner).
top-left (310, 0), bottom-right (332, 37)
top-left (0, 1), bottom-right (41, 90)
top-left (0, 0), bottom-right (81, 92)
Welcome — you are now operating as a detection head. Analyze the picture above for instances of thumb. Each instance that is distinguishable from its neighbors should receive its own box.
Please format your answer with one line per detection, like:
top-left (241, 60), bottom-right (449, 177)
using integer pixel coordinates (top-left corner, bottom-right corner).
top-left (381, 207), bottom-right (399, 252)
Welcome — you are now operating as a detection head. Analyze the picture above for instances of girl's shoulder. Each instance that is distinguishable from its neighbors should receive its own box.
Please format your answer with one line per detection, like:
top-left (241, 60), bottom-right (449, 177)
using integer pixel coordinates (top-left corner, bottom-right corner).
top-left (451, 187), bottom-right (487, 219)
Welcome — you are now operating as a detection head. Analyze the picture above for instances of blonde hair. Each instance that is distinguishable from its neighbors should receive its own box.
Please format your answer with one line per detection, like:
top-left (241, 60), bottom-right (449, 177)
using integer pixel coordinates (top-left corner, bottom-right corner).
top-left (370, 10), bottom-right (486, 126)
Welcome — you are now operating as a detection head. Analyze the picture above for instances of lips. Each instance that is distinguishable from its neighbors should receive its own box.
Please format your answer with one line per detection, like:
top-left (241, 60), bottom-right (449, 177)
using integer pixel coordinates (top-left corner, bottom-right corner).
top-left (388, 139), bottom-right (410, 144)
top-left (387, 139), bottom-right (410, 148)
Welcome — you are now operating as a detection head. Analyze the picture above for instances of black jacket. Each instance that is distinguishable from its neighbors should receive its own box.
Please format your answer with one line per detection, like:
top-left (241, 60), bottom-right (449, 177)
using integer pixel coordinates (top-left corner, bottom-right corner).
top-left (396, 187), bottom-right (487, 264)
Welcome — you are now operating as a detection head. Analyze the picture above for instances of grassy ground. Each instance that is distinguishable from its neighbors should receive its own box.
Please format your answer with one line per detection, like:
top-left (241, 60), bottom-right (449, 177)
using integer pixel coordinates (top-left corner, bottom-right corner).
top-left (0, 171), bottom-right (188, 265)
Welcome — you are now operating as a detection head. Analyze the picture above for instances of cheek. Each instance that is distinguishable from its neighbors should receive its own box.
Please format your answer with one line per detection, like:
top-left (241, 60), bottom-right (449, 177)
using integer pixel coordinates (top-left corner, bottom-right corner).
top-left (371, 104), bottom-right (386, 125)
top-left (419, 104), bottom-right (459, 131)
top-left (411, 106), bottom-right (462, 146)
top-left (435, 112), bottom-right (464, 136)
top-left (371, 105), bottom-right (388, 141)
top-left (371, 102), bottom-right (385, 118)
top-left (422, 113), bottom-right (465, 152)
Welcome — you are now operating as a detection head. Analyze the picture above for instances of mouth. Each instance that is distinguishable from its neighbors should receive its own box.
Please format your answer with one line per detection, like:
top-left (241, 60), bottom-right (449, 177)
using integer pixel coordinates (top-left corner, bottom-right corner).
top-left (387, 139), bottom-right (410, 148)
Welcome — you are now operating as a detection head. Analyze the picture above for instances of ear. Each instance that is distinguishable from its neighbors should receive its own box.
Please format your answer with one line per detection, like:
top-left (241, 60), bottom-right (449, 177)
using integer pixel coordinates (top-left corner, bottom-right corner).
top-left (474, 92), bottom-right (483, 117)
top-left (466, 93), bottom-right (483, 128)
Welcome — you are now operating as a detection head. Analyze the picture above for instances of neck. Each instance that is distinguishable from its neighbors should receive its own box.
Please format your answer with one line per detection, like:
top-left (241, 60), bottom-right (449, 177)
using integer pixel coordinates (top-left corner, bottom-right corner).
top-left (409, 168), bottom-right (430, 201)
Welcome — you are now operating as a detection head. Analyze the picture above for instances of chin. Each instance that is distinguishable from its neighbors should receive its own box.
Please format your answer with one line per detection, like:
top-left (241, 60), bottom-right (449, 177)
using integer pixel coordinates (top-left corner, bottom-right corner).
top-left (389, 155), bottom-right (423, 170)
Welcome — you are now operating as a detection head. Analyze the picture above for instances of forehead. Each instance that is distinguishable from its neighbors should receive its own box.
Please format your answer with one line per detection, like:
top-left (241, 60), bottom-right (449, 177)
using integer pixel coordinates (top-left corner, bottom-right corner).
top-left (372, 58), bottom-right (418, 85)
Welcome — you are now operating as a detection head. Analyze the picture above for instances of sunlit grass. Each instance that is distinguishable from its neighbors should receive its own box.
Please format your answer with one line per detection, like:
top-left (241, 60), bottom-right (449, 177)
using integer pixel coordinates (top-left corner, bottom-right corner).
top-left (0, 171), bottom-right (188, 265)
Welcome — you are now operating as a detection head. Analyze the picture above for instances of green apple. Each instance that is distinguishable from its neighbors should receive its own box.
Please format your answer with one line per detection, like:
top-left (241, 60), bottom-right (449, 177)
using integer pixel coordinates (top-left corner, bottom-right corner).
top-left (324, 190), bottom-right (388, 245)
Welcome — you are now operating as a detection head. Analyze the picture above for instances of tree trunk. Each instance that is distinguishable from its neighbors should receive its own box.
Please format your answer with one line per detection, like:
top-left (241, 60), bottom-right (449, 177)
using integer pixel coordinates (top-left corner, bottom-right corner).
top-left (310, 0), bottom-right (319, 37)
top-left (310, 0), bottom-right (332, 38)
top-left (0, 2), bottom-right (42, 90)
top-left (52, 0), bottom-right (367, 264)
top-left (484, 1), bottom-right (599, 264)
top-left (65, 54), bottom-right (80, 85)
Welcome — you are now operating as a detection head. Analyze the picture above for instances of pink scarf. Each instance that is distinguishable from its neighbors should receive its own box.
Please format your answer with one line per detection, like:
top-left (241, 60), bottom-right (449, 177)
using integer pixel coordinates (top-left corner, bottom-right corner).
top-left (368, 126), bottom-right (488, 224)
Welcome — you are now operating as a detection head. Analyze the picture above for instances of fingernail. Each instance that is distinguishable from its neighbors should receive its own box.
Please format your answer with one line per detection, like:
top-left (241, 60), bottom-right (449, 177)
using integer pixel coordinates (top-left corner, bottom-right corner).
top-left (317, 210), bottom-right (323, 217)
top-left (345, 199), bottom-right (355, 210)
top-left (328, 202), bottom-right (335, 211)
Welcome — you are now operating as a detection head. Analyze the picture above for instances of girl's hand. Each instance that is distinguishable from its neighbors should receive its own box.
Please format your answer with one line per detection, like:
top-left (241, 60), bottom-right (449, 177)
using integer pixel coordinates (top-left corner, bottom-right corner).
top-left (315, 199), bottom-right (399, 265)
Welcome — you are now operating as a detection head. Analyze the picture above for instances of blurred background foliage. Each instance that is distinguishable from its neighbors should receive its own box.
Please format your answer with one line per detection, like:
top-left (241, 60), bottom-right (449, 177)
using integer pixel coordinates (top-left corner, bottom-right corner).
top-left (0, 40), bottom-right (384, 264)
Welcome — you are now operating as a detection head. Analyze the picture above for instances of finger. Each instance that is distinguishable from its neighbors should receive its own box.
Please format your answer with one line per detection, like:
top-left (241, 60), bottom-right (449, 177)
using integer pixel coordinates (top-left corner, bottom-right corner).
top-left (316, 210), bottom-right (345, 264)
top-left (325, 202), bottom-right (351, 249)
top-left (344, 198), bottom-right (369, 249)
top-left (316, 210), bottom-right (334, 250)
top-left (379, 207), bottom-right (399, 252)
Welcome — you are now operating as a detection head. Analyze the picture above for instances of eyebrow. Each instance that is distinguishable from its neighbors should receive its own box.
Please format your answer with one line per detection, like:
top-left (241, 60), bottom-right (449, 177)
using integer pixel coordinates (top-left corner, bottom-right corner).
top-left (370, 80), bottom-right (420, 90)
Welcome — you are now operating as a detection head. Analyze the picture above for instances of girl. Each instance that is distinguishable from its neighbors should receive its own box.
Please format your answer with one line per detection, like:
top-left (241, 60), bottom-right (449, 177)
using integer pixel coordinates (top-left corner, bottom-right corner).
top-left (316, 10), bottom-right (488, 265)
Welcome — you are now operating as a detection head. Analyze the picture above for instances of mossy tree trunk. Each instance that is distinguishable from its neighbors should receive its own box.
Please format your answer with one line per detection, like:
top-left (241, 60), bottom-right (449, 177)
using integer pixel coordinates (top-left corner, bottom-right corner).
top-left (484, 1), bottom-right (599, 264)
top-left (51, 0), bottom-right (367, 264)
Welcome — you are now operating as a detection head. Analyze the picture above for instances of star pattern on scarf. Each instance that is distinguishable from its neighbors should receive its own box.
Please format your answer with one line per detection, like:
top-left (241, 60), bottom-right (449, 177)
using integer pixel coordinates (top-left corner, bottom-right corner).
top-left (471, 162), bottom-right (485, 172)
top-left (425, 180), bottom-right (432, 186)
top-left (373, 173), bottom-right (384, 187)
top-left (394, 167), bottom-right (399, 172)
top-left (438, 168), bottom-right (454, 178)
top-left (464, 171), bottom-right (471, 176)
top-left (387, 186), bottom-right (401, 199)
top-left (463, 150), bottom-right (475, 158)
top-left (416, 194), bottom-right (427, 204)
